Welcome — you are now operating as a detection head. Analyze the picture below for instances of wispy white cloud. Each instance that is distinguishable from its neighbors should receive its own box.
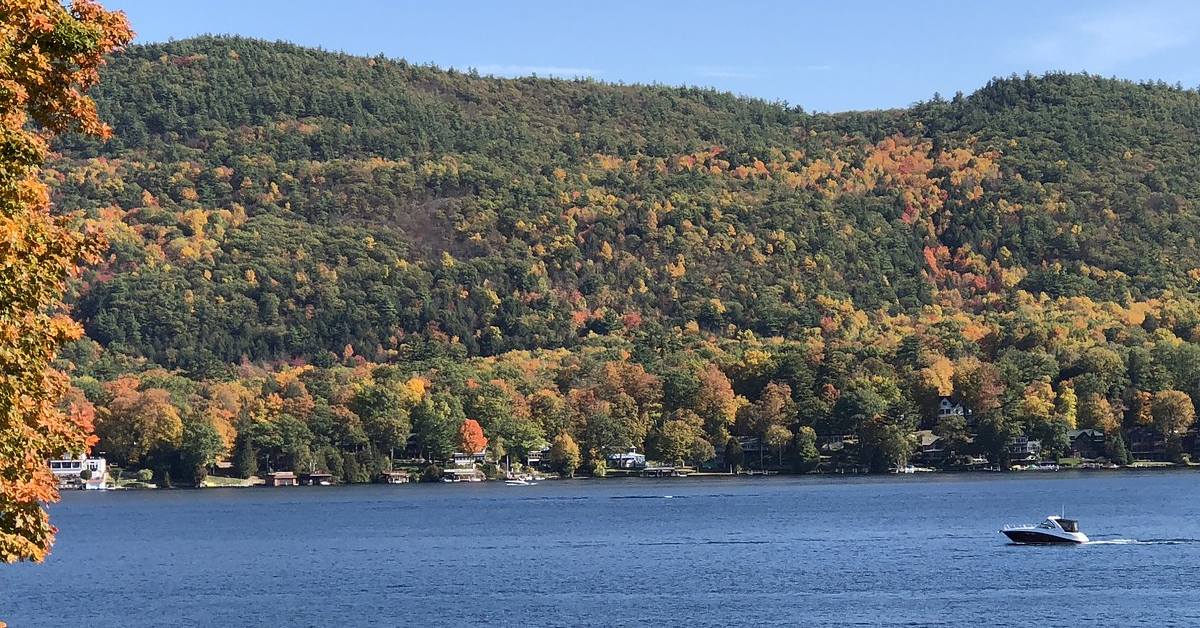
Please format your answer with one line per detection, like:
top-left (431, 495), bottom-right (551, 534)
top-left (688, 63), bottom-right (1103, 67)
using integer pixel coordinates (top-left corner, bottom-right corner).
top-left (696, 66), bottom-right (760, 79)
top-left (473, 64), bottom-right (599, 78)
top-left (695, 64), bottom-right (832, 80)
top-left (1015, 2), bottom-right (1200, 70)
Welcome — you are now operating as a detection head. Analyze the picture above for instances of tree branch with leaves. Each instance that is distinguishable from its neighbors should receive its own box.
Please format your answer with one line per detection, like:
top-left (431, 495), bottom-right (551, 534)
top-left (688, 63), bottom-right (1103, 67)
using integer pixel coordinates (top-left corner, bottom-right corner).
top-left (0, 0), bottom-right (131, 563)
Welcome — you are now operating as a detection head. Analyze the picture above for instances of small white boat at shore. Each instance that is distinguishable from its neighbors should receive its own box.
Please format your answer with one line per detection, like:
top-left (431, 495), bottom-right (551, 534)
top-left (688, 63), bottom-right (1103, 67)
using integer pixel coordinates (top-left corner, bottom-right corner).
top-left (1015, 463), bottom-right (1060, 472)
top-left (891, 465), bottom-right (935, 474)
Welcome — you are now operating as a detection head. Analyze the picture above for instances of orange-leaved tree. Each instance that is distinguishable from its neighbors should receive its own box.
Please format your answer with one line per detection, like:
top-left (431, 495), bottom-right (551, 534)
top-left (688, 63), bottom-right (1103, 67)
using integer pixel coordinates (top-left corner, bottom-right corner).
top-left (458, 419), bottom-right (488, 454)
top-left (0, 0), bottom-right (131, 563)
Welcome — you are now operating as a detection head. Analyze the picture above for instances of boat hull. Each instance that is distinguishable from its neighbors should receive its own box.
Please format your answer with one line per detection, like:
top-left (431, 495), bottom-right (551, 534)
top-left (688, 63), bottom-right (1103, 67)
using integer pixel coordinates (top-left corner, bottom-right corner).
top-left (1002, 530), bottom-right (1085, 544)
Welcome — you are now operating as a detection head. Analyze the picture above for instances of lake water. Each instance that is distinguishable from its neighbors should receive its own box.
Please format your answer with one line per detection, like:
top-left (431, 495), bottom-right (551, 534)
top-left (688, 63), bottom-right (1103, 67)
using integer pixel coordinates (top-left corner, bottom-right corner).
top-left (4, 471), bottom-right (1200, 627)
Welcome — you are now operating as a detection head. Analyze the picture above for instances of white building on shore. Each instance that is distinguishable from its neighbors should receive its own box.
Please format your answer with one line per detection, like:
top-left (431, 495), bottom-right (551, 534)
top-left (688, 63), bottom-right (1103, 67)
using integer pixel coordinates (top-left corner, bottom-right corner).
top-left (49, 456), bottom-right (108, 490)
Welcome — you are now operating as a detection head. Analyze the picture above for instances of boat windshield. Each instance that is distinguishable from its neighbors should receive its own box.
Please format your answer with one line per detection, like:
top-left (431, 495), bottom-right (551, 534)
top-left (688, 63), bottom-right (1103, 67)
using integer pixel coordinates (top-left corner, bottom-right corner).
top-left (1037, 520), bottom-right (1057, 530)
top-left (1058, 519), bottom-right (1079, 532)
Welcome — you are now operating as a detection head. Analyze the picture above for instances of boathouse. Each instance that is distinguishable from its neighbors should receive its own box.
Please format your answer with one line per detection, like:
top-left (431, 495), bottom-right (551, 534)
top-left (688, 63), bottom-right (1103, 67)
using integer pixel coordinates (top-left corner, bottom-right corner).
top-left (299, 472), bottom-right (334, 486)
top-left (379, 471), bottom-right (410, 484)
top-left (265, 471), bottom-right (298, 487)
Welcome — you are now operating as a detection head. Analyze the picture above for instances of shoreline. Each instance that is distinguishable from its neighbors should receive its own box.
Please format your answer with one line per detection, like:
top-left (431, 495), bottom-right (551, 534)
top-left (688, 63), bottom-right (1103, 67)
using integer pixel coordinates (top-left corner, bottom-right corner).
top-left (80, 462), bottom-right (1199, 491)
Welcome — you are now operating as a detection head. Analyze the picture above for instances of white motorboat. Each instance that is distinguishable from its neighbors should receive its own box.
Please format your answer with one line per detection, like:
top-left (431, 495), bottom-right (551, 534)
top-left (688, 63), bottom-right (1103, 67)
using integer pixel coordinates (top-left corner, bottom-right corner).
top-left (1001, 515), bottom-right (1089, 544)
top-left (505, 477), bottom-right (539, 486)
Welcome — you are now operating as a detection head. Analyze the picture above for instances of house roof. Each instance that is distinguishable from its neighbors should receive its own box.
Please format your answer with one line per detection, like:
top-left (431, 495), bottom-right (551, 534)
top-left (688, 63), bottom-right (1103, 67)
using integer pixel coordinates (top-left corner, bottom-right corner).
top-left (914, 430), bottom-right (940, 447)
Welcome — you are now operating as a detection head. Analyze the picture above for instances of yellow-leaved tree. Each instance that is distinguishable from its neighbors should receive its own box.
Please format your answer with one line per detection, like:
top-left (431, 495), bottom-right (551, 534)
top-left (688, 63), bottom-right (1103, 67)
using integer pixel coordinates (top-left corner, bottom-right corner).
top-left (0, 0), bottom-right (130, 564)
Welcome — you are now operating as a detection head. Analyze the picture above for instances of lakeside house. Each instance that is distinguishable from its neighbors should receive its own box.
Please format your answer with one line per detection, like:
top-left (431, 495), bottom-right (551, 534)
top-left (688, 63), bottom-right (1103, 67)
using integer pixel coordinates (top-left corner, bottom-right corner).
top-left (607, 449), bottom-right (647, 470)
top-left (451, 450), bottom-right (487, 467)
top-left (1007, 436), bottom-right (1041, 463)
top-left (914, 430), bottom-right (941, 454)
top-left (911, 430), bottom-right (954, 467)
top-left (816, 435), bottom-right (869, 473)
top-left (936, 396), bottom-right (971, 424)
top-left (526, 446), bottom-right (550, 468)
top-left (737, 436), bottom-right (783, 469)
top-left (1127, 427), bottom-right (1167, 461)
top-left (403, 433), bottom-right (422, 460)
top-left (738, 436), bottom-right (767, 458)
top-left (818, 435), bottom-right (848, 454)
top-left (49, 456), bottom-right (107, 490)
top-left (264, 471), bottom-right (298, 487)
top-left (1067, 429), bottom-right (1106, 459)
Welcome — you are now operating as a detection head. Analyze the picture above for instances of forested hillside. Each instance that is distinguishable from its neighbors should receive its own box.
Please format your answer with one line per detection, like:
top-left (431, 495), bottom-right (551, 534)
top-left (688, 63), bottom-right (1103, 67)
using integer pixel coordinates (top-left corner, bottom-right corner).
top-left (46, 36), bottom-right (1200, 482)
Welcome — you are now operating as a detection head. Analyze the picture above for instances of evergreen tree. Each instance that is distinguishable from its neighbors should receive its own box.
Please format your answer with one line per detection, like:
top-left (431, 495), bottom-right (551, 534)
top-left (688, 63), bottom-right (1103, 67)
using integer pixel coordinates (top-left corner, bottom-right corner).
top-left (342, 452), bottom-right (362, 484)
top-left (233, 437), bottom-right (258, 479)
top-left (1105, 431), bottom-right (1132, 466)
top-left (792, 426), bottom-right (820, 472)
top-left (723, 436), bottom-right (744, 473)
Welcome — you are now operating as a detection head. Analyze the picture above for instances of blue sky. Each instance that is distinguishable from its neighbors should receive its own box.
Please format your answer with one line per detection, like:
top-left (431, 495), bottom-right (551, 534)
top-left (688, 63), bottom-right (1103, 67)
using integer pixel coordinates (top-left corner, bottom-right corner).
top-left (104, 0), bottom-right (1200, 112)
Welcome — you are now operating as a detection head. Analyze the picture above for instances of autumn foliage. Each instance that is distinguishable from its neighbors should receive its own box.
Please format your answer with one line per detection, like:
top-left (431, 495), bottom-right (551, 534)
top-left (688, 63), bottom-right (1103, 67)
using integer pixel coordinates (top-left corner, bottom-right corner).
top-left (458, 419), bottom-right (487, 454)
top-left (6, 32), bottom-right (1200, 560)
top-left (0, 0), bottom-right (131, 563)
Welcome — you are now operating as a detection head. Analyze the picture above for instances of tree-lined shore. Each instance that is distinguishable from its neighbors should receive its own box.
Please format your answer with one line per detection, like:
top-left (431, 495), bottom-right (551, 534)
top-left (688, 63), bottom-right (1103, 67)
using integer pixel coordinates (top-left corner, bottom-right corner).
top-left (39, 37), bottom-right (1200, 490)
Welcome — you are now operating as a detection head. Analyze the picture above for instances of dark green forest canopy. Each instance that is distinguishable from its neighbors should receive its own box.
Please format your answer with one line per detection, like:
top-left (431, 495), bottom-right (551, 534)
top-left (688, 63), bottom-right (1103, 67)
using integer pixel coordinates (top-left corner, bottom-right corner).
top-left (48, 36), bottom-right (1200, 373)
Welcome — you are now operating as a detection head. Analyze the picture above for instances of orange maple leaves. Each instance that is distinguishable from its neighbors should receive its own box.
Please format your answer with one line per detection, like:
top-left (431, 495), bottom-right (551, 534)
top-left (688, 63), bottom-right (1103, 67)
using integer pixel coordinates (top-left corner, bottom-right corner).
top-left (458, 418), bottom-right (488, 454)
top-left (0, 0), bottom-right (131, 563)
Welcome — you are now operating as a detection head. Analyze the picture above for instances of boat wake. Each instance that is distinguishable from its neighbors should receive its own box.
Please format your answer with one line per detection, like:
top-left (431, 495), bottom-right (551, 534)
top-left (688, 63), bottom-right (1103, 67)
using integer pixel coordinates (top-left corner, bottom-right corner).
top-left (634, 539), bottom-right (771, 546)
top-left (1085, 538), bottom-right (1200, 545)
